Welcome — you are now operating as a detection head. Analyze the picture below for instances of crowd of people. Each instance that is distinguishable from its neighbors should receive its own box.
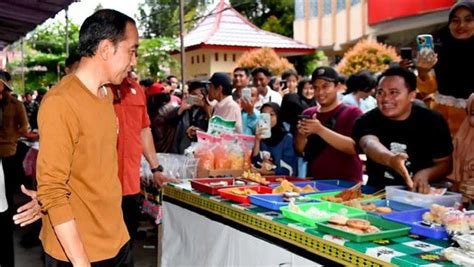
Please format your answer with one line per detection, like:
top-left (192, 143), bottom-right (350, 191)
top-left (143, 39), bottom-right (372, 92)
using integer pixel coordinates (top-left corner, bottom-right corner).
top-left (0, 0), bottom-right (472, 266)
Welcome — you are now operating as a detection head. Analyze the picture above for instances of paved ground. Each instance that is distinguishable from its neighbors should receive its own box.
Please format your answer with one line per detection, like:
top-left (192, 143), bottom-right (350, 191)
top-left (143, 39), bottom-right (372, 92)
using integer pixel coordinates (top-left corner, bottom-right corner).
top-left (13, 193), bottom-right (158, 267)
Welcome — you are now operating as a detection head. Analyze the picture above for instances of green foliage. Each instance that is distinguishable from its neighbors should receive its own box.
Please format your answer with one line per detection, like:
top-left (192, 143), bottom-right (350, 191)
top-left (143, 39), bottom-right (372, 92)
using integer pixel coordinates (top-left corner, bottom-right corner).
top-left (7, 20), bottom-right (79, 93)
top-left (230, 0), bottom-right (294, 37)
top-left (137, 37), bottom-right (179, 80)
top-left (137, 0), bottom-right (207, 38)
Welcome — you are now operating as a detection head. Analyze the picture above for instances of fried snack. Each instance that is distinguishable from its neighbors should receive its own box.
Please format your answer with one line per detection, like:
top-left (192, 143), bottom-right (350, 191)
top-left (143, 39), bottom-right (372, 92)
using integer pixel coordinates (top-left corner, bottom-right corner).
top-left (375, 207), bottom-right (393, 214)
top-left (272, 185), bottom-right (285, 194)
top-left (346, 219), bottom-right (371, 230)
top-left (293, 186), bottom-right (303, 193)
top-left (364, 225), bottom-right (381, 233)
top-left (336, 183), bottom-right (362, 201)
top-left (228, 188), bottom-right (258, 196)
top-left (328, 214), bottom-right (349, 225)
top-left (361, 203), bottom-right (377, 211)
top-left (322, 196), bottom-right (343, 203)
top-left (302, 184), bottom-right (317, 193)
top-left (280, 180), bottom-right (294, 192)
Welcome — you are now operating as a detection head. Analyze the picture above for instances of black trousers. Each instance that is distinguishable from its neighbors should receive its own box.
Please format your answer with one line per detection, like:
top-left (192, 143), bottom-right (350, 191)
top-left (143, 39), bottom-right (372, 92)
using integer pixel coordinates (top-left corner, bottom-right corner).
top-left (0, 208), bottom-right (14, 267)
top-left (45, 241), bottom-right (133, 267)
top-left (0, 155), bottom-right (19, 267)
top-left (121, 194), bottom-right (141, 240)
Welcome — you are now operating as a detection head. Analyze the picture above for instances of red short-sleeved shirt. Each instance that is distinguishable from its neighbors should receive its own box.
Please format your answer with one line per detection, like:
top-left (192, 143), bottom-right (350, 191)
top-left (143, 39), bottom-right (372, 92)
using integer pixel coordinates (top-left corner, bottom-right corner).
top-left (113, 79), bottom-right (150, 195)
top-left (303, 104), bottom-right (363, 182)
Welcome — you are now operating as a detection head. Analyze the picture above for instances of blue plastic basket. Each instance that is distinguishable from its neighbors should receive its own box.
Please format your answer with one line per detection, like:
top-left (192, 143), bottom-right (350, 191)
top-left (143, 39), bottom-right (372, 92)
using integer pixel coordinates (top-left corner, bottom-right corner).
top-left (316, 179), bottom-right (377, 194)
top-left (361, 199), bottom-right (426, 216)
top-left (382, 209), bottom-right (448, 240)
top-left (249, 194), bottom-right (320, 211)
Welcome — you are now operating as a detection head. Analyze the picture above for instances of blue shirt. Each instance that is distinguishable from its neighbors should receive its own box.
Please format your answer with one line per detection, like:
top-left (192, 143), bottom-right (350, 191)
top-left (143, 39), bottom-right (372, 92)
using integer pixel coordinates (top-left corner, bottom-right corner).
top-left (252, 133), bottom-right (298, 176)
top-left (241, 109), bottom-right (259, 136)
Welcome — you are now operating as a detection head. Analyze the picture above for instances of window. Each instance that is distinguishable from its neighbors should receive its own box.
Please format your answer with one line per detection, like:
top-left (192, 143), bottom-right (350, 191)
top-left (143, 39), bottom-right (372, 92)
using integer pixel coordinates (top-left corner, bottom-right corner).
top-left (232, 54), bottom-right (236, 62)
top-left (197, 55), bottom-right (200, 64)
top-left (215, 53), bottom-right (219, 61)
top-left (322, 0), bottom-right (332, 16)
top-left (191, 56), bottom-right (194, 64)
top-left (202, 54), bottom-right (205, 63)
top-left (295, 0), bottom-right (304, 19)
top-left (224, 53), bottom-right (227, 62)
top-left (309, 0), bottom-right (318, 17)
top-left (337, 0), bottom-right (346, 11)
top-left (351, 0), bottom-right (361, 5)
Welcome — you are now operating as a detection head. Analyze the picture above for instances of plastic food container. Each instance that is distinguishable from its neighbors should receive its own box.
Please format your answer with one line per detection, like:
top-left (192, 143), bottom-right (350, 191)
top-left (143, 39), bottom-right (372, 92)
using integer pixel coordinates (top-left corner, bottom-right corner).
top-left (280, 202), bottom-right (366, 226)
top-left (316, 214), bottom-right (411, 243)
top-left (241, 176), bottom-right (307, 185)
top-left (218, 186), bottom-right (272, 204)
top-left (268, 181), bottom-right (342, 192)
top-left (382, 209), bottom-right (448, 239)
top-left (316, 179), bottom-right (377, 194)
top-left (360, 199), bottom-right (426, 216)
top-left (386, 186), bottom-right (462, 209)
top-left (249, 194), bottom-right (320, 211)
top-left (190, 178), bottom-right (249, 195)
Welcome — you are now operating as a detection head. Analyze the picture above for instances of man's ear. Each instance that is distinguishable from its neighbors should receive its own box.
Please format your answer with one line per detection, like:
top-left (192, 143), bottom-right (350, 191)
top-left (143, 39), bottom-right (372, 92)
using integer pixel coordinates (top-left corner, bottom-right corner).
top-left (97, 39), bottom-right (114, 60)
top-left (409, 90), bottom-right (417, 102)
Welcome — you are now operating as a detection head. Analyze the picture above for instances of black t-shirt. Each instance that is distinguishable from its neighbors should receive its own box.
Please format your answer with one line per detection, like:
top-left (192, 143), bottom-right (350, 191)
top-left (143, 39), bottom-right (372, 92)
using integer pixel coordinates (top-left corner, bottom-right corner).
top-left (353, 105), bottom-right (453, 189)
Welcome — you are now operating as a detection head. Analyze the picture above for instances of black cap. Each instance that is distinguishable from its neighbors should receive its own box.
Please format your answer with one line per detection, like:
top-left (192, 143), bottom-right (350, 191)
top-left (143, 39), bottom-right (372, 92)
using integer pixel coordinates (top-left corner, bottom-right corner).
top-left (209, 72), bottom-right (232, 93)
top-left (311, 66), bottom-right (339, 83)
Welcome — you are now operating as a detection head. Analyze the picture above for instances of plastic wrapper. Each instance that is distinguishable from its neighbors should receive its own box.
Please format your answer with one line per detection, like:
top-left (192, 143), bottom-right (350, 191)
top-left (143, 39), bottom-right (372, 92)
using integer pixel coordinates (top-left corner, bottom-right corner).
top-left (236, 134), bottom-right (256, 170)
top-left (443, 247), bottom-right (474, 266)
top-left (195, 131), bottom-right (219, 170)
top-left (443, 210), bottom-right (470, 235)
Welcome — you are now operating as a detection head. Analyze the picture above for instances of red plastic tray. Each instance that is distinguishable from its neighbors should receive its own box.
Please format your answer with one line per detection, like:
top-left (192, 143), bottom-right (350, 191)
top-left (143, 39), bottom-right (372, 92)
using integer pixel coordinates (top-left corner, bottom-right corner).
top-left (218, 186), bottom-right (273, 204)
top-left (241, 176), bottom-right (307, 185)
top-left (190, 178), bottom-right (250, 195)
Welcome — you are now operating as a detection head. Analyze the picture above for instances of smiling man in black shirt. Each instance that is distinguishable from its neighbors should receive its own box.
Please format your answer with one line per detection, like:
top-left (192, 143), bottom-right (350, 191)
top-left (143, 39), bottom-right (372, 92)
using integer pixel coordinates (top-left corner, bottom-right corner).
top-left (353, 67), bottom-right (453, 193)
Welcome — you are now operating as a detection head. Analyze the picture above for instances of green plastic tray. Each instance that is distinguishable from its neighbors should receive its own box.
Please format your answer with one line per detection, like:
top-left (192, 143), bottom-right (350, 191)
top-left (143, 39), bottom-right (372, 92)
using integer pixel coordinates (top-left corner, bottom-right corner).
top-left (316, 214), bottom-right (411, 242)
top-left (280, 202), bottom-right (366, 226)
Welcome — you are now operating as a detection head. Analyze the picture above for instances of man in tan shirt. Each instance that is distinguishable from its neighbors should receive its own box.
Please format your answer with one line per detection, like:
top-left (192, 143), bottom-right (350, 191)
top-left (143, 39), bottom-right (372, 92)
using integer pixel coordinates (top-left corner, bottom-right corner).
top-left (37, 9), bottom-right (138, 266)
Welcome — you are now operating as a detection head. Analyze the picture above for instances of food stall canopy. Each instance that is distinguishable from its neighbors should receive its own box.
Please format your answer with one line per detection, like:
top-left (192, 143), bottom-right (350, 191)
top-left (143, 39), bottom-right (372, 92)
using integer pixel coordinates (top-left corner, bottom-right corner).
top-left (0, 0), bottom-right (76, 50)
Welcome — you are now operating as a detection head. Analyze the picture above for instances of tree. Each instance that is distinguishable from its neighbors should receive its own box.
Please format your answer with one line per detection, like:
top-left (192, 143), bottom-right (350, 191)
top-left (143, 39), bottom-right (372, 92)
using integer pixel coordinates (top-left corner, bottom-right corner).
top-left (236, 47), bottom-right (294, 76)
top-left (136, 37), bottom-right (179, 80)
top-left (230, 0), bottom-right (294, 37)
top-left (337, 39), bottom-right (400, 75)
top-left (136, 0), bottom-right (207, 38)
top-left (7, 20), bottom-right (80, 92)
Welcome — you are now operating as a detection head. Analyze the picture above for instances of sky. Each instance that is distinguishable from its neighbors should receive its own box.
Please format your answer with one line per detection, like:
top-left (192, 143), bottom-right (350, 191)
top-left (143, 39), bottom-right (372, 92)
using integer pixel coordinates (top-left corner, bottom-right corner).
top-left (51, 0), bottom-right (142, 26)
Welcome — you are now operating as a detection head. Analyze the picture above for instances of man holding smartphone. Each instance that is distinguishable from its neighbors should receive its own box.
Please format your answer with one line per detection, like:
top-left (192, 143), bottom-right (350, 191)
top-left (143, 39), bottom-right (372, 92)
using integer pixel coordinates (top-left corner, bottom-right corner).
top-left (295, 67), bottom-right (363, 182)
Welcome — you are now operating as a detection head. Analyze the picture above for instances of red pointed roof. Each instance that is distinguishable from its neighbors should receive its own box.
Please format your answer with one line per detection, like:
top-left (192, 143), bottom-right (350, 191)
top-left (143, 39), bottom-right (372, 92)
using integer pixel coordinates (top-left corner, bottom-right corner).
top-left (182, 1), bottom-right (316, 55)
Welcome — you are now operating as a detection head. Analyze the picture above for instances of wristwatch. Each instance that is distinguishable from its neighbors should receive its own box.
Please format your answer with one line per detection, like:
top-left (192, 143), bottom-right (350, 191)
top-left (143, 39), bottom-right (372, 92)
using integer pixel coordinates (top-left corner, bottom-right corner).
top-left (150, 165), bottom-right (164, 174)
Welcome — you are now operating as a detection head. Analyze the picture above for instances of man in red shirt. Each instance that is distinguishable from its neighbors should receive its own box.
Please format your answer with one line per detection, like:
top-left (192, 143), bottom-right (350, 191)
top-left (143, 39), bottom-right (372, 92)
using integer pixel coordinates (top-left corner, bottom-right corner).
top-left (112, 75), bottom-right (178, 239)
top-left (295, 66), bottom-right (363, 182)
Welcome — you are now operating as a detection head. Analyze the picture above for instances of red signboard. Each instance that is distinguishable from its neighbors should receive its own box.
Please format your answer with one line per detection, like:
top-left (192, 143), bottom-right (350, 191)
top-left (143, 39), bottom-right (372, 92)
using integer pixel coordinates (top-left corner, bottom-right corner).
top-left (368, 0), bottom-right (455, 25)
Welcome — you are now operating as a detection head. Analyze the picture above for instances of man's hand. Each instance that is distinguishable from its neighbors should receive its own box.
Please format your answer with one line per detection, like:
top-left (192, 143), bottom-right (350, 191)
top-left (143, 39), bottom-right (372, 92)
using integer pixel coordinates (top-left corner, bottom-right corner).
top-left (412, 173), bottom-right (431, 194)
top-left (240, 98), bottom-right (254, 115)
top-left (24, 132), bottom-right (39, 141)
top-left (13, 185), bottom-right (42, 227)
top-left (178, 99), bottom-right (193, 115)
top-left (399, 59), bottom-right (413, 69)
top-left (416, 51), bottom-right (438, 75)
top-left (297, 118), bottom-right (323, 136)
top-left (186, 126), bottom-right (200, 139)
top-left (153, 172), bottom-right (181, 187)
top-left (388, 153), bottom-right (414, 189)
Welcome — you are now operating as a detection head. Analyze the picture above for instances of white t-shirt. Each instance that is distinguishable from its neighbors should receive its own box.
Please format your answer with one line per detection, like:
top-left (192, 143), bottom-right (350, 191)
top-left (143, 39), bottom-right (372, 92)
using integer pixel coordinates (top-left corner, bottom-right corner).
top-left (256, 86), bottom-right (282, 109)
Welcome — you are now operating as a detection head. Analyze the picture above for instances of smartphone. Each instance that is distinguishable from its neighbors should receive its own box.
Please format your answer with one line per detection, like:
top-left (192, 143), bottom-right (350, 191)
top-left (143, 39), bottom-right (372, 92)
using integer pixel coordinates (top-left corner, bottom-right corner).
top-left (298, 114), bottom-right (311, 120)
top-left (280, 80), bottom-right (287, 89)
top-left (242, 87), bottom-right (251, 101)
top-left (257, 113), bottom-right (271, 139)
top-left (186, 94), bottom-right (201, 105)
top-left (400, 47), bottom-right (412, 60)
top-left (416, 34), bottom-right (434, 53)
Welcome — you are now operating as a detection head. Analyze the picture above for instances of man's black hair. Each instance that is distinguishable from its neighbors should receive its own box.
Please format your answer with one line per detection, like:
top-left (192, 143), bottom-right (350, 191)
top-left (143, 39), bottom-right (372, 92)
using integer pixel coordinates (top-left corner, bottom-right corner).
top-left (233, 67), bottom-right (250, 77)
top-left (0, 70), bottom-right (11, 81)
top-left (166, 75), bottom-right (177, 81)
top-left (345, 70), bottom-right (376, 94)
top-left (139, 78), bottom-right (154, 88)
top-left (281, 69), bottom-right (298, 80)
top-left (251, 67), bottom-right (272, 78)
top-left (65, 52), bottom-right (81, 68)
top-left (78, 9), bottom-right (135, 58)
top-left (378, 66), bottom-right (417, 91)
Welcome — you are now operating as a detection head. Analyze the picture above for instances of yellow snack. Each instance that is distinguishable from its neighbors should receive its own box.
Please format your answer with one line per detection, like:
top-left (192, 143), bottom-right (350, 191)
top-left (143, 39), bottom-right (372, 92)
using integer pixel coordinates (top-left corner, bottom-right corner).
top-left (272, 186), bottom-right (285, 194)
top-left (302, 184), bottom-right (317, 193)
